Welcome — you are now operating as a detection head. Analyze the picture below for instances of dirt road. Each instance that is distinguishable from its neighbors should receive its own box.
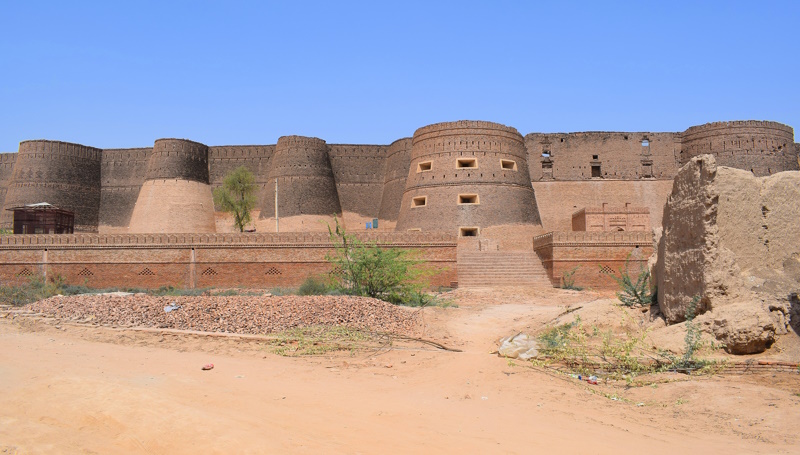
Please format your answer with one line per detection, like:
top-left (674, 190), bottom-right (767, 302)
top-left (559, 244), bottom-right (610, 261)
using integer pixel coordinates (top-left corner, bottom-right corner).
top-left (1, 288), bottom-right (798, 454)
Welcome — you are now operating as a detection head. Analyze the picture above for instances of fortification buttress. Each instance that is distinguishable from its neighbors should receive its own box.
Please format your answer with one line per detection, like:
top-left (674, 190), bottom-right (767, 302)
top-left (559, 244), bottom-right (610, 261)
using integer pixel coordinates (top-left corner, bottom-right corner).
top-left (378, 137), bottom-right (412, 222)
top-left (260, 136), bottom-right (341, 221)
top-left (128, 138), bottom-right (216, 233)
top-left (680, 121), bottom-right (797, 176)
top-left (0, 140), bottom-right (102, 232)
top-left (396, 121), bottom-right (542, 235)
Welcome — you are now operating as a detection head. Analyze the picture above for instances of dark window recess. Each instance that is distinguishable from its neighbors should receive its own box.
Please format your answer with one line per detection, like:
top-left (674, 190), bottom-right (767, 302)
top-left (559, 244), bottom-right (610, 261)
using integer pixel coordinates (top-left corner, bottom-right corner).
top-left (591, 165), bottom-right (602, 178)
top-left (459, 227), bottom-right (479, 237)
top-left (542, 162), bottom-right (553, 170)
top-left (592, 155), bottom-right (598, 160)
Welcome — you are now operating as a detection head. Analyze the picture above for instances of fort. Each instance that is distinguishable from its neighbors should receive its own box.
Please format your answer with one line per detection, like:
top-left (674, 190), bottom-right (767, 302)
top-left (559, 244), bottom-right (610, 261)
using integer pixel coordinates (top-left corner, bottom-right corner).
top-left (0, 119), bottom-right (797, 289)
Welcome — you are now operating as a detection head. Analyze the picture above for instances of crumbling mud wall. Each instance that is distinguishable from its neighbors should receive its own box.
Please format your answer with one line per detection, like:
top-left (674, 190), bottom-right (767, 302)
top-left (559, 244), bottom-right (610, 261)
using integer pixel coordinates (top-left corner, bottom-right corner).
top-left (655, 155), bottom-right (800, 353)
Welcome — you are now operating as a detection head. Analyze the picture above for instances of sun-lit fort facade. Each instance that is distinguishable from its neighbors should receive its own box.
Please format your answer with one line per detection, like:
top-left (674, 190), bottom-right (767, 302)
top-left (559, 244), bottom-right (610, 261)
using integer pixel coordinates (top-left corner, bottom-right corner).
top-left (0, 120), bottom-right (796, 290)
top-left (1, 119), bottom-right (796, 237)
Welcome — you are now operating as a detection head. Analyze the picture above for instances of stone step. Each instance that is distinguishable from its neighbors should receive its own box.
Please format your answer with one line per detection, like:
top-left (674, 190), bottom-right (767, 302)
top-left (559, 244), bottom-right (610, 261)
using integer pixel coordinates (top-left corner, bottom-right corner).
top-left (456, 249), bottom-right (552, 288)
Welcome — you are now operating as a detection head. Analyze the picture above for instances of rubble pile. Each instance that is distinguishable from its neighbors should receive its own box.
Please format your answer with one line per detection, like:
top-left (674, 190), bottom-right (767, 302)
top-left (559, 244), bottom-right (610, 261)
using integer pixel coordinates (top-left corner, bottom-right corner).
top-left (24, 294), bottom-right (421, 336)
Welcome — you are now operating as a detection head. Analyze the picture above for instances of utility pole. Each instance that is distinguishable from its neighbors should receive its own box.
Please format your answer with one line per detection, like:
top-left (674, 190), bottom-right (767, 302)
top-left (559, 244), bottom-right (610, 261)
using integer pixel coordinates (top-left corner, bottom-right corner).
top-left (275, 178), bottom-right (279, 233)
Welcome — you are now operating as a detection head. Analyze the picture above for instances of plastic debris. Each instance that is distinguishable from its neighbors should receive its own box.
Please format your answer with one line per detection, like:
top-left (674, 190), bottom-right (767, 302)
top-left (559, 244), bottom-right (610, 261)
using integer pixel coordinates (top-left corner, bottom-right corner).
top-left (497, 333), bottom-right (539, 360)
top-left (202, 363), bottom-right (214, 370)
top-left (164, 303), bottom-right (181, 313)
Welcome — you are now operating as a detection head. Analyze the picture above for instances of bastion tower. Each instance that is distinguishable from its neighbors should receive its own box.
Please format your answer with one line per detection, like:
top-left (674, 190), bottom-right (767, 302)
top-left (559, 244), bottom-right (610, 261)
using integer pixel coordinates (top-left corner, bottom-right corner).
top-left (396, 121), bottom-right (542, 236)
top-left (260, 136), bottom-right (341, 231)
top-left (127, 138), bottom-right (216, 233)
top-left (680, 121), bottom-right (798, 176)
top-left (0, 140), bottom-right (102, 232)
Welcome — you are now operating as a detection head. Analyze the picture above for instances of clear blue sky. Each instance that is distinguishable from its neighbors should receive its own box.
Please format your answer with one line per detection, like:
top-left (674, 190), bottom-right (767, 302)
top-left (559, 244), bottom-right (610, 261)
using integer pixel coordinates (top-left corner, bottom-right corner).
top-left (1, 1), bottom-right (798, 151)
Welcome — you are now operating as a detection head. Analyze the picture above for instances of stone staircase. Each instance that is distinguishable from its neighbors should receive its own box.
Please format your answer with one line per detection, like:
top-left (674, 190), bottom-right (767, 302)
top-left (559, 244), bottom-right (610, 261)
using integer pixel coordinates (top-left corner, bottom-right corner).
top-left (456, 250), bottom-right (553, 288)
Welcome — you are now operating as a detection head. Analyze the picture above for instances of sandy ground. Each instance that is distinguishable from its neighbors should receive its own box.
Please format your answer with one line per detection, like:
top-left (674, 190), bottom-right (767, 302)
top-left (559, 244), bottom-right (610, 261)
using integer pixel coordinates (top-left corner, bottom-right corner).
top-left (1, 287), bottom-right (799, 454)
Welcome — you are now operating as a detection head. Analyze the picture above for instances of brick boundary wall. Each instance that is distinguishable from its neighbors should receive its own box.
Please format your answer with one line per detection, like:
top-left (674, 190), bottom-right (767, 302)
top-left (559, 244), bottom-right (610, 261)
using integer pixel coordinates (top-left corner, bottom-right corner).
top-left (0, 232), bottom-right (457, 290)
top-left (533, 231), bottom-right (653, 290)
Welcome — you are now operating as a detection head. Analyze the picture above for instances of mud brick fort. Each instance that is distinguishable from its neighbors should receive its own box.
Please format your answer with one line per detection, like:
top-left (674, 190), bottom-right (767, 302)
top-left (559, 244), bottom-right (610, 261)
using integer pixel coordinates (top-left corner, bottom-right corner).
top-left (0, 120), bottom-right (797, 290)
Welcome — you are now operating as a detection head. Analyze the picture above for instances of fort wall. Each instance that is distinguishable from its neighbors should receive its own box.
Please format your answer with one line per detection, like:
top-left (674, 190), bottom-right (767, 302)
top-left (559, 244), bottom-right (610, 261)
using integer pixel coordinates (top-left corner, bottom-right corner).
top-left (680, 121), bottom-right (797, 176)
top-left (328, 144), bottom-right (387, 220)
top-left (99, 147), bottom-right (150, 229)
top-left (396, 121), bottom-right (542, 235)
top-left (533, 231), bottom-right (653, 290)
top-left (379, 138), bottom-right (413, 223)
top-left (526, 132), bottom-right (680, 181)
top-left (532, 180), bottom-right (674, 232)
top-left (0, 232), bottom-right (457, 289)
top-left (0, 140), bottom-right (102, 232)
top-left (0, 153), bottom-right (18, 211)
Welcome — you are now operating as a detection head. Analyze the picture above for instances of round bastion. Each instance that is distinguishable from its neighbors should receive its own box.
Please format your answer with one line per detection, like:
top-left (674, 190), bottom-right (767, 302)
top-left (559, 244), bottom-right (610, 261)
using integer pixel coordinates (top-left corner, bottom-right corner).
top-left (261, 135), bottom-right (341, 220)
top-left (1, 140), bottom-right (102, 231)
top-left (395, 120), bottom-right (542, 236)
top-left (680, 120), bottom-right (797, 176)
top-left (146, 138), bottom-right (210, 183)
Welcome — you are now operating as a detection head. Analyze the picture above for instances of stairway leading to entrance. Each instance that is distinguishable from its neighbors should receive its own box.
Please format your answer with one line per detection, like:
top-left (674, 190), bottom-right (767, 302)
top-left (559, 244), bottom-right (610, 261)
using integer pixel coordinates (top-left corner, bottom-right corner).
top-left (456, 250), bottom-right (552, 288)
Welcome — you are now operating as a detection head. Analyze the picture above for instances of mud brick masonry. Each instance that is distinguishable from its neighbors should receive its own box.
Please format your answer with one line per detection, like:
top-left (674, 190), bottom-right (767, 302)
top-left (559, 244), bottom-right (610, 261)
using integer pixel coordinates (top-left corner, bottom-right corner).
top-left (0, 119), bottom-right (796, 289)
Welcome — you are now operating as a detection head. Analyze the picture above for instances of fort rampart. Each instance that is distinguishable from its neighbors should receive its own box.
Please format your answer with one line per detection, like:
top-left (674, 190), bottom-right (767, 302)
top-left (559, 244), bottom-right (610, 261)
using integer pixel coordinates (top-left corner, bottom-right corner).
top-left (0, 119), bottom-right (796, 237)
top-left (533, 231), bottom-right (653, 290)
top-left (0, 232), bottom-right (457, 289)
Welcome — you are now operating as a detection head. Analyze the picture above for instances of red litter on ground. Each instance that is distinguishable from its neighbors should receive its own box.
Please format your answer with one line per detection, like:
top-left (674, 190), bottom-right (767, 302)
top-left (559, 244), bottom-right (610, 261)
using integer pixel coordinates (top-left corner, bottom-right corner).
top-left (202, 363), bottom-right (214, 370)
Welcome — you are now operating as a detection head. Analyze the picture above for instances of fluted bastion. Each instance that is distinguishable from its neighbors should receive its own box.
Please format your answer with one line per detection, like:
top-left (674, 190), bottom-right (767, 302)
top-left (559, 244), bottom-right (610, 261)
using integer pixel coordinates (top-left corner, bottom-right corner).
top-left (260, 136), bottom-right (341, 220)
top-left (396, 121), bottom-right (542, 235)
top-left (0, 140), bottom-right (102, 232)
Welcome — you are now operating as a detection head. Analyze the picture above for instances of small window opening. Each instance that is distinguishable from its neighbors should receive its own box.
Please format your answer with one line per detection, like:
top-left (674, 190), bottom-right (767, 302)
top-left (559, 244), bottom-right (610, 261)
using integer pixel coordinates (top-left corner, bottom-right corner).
top-left (592, 155), bottom-right (598, 160)
top-left (542, 162), bottom-right (553, 170)
top-left (457, 158), bottom-right (477, 169)
top-left (411, 196), bottom-right (427, 207)
top-left (500, 159), bottom-right (517, 170)
top-left (459, 227), bottom-right (479, 237)
top-left (458, 194), bottom-right (479, 204)
top-left (541, 151), bottom-right (550, 158)
top-left (642, 139), bottom-right (650, 147)
top-left (417, 161), bottom-right (432, 172)
top-left (624, 135), bottom-right (629, 140)
top-left (591, 164), bottom-right (602, 178)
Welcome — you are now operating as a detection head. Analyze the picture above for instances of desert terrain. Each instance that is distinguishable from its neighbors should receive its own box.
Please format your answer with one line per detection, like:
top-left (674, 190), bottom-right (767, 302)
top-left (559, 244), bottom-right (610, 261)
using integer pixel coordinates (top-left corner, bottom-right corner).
top-left (1, 287), bottom-right (799, 454)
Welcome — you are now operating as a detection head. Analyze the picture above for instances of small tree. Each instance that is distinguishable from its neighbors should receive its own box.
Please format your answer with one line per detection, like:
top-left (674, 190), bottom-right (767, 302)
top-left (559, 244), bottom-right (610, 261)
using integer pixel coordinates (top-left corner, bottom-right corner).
top-left (213, 166), bottom-right (256, 232)
top-left (607, 255), bottom-right (654, 307)
top-left (326, 216), bottom-right (428, 304)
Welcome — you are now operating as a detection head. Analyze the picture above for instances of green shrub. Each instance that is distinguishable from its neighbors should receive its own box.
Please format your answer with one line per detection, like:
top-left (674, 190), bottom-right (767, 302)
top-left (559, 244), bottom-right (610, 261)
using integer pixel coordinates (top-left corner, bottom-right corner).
top-left (298, 276), bottom-right (328, 295)
top-left (326, 216), bottom-right (431, 305)
top-left (607, 258), bottom-right (654, 307)
top-left (0, 274), bottom-right (66, 306)
top-left (561, 266), bottom-right (582, 290)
